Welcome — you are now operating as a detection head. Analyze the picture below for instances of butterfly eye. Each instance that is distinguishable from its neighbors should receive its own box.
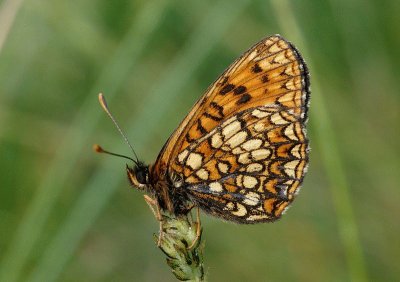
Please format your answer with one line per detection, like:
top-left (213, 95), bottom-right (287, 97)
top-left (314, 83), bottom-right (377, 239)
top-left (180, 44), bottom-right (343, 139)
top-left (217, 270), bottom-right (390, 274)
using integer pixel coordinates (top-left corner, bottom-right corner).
top-left (135, 169), bottom-right (148, 185)
top-left (126, 165), bottom-right (148, 189)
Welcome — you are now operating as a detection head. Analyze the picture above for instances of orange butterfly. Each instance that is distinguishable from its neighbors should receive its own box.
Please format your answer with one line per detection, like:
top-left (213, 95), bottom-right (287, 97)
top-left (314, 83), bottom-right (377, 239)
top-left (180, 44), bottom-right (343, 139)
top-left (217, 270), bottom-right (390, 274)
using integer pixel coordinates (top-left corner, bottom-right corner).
top-left (98, 35), bottom-right (310, 224)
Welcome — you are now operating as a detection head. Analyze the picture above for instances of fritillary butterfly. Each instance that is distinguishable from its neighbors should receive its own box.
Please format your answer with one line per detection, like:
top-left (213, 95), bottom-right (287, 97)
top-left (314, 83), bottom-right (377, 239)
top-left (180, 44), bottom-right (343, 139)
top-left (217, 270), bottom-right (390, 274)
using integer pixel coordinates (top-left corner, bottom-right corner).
top-left (108, 35), bottom-right (310, 223)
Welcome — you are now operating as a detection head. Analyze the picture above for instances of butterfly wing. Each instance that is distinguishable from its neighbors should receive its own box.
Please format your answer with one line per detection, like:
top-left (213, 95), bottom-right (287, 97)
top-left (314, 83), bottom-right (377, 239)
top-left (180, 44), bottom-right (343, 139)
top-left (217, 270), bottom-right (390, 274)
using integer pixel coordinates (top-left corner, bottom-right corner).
top-left (151, 35), bottom-right (310, 223)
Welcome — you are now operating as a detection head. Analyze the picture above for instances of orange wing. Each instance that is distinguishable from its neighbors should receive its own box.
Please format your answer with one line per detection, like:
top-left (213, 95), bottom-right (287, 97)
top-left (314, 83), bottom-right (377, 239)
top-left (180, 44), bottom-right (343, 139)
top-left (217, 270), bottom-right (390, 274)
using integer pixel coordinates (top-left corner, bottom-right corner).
top-left (151, 35), bottom-right (310, 222)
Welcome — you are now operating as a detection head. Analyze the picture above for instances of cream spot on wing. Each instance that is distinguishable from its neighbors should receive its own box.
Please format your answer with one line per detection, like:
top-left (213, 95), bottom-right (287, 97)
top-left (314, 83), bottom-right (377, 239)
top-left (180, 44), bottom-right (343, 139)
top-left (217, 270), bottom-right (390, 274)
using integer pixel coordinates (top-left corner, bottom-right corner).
top-left (284, 124), bottom-right (299, 141)
top-left (241, 139), bottom-right (262, 151)
top-left (284, 160), bottom-right (300, 178)
top-left (211, 132), bottom-right (223, 148)
top-left (248, 50), bottom-right (258, 60)
top-left (251, 109), bottom-right (269, 118)
top-left (243, 176), bottom-right (258, 188)
top-left (275, 52), bottom-right (292, 65)
top-left (251, 149), bottom-right (271, 161)
top-left (209, 182), bottom-right (223, 192)
top-left (235, 175), bottom-right (243, 187)
top-left (284, 179), bottom-right (294, 185)
top-left (221, 116), bottom-right (237, 127)
top-left (254, 122), bottom-right (266, 132)
top-left (224, 202), bottom-right (235, 210)
top-left (232, 203), bottom-right (247, 216)
top-left (232, 147), bottom-right (244, 155)
top-left (269, 42), bottom-right (282, 53)
top-left (291, 144), bottom-right (302, 158)
top-left (238, 152), bottom-right (251, 164)
top-left (178, 149), bottom-right (188, 163)
top-left (265, 38), bottom-right (276, 46)
top-left (222, 121), bottom-right (241, 140)
top-left (226, 131), bottom-right (247, 148)
top-left (218, 162), bottom-right (229, 174)
top-left (246, 163), bottom-right (263, 173)
top-left (270, 112), bottom-right (289, 125)
top-left (186, 153), bottom-right (203, 170)
top-left (221, 145), bottom-right (231, 151)
top-left (284, 77), bottom-right (299, 90)
top-left (246, 214), bottom-right (270, 221)
top-left (196, 168), bottom-right (209, 180)
top-left (283, 64), bottom-right (296, 76)
top-left (243, 192), bottom-right (260, 206)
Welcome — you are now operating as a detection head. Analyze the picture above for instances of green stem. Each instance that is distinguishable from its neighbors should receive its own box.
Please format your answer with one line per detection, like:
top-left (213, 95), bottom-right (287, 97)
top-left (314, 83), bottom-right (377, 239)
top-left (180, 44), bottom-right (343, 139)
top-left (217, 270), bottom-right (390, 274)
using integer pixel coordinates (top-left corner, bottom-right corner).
top-left (155, 210), bottom-right (204, 281)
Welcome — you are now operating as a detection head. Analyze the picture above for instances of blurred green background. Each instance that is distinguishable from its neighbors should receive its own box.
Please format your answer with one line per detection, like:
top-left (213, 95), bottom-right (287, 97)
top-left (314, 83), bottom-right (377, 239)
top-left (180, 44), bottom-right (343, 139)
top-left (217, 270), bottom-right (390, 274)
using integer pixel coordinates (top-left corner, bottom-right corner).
top-left (0, 0), bottom-right (399, 281)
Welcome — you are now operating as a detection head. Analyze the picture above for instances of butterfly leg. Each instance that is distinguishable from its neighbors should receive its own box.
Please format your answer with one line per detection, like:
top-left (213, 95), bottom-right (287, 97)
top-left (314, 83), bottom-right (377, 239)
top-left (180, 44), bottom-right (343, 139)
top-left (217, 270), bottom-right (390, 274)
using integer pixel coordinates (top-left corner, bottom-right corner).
top-left (187, 207), bottom-right (201, 250)
top-left (143, 195), bottom-right (161, 220)
top-left (143, 195), bottom-right (164, 246)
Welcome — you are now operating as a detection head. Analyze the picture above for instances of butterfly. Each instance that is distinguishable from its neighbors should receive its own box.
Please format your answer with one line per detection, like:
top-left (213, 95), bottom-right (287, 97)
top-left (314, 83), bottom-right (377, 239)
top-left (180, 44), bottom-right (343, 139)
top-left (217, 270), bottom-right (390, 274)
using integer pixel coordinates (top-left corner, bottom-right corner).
top-left (98, 34), bottom-right (310, 224)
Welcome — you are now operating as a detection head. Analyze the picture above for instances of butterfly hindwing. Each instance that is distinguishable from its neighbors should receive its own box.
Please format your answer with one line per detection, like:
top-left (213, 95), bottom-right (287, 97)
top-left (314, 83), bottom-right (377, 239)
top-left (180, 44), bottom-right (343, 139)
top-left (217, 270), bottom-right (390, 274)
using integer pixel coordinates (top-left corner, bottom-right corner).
top-left (175, 104), bottom-right (308, 222)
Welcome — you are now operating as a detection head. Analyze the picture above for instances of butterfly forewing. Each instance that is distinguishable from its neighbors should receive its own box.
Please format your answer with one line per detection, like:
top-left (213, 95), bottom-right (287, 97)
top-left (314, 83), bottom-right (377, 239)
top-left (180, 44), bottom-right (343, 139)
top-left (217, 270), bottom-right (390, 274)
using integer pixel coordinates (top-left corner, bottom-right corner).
top-left (151, 35), bottom-right (310, 223)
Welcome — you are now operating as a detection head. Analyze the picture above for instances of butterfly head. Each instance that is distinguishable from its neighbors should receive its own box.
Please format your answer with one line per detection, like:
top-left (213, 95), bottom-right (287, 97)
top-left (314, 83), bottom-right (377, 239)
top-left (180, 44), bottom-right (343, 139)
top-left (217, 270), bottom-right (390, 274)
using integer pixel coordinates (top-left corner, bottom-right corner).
top-left (126, 162), bottom-right (149, 190)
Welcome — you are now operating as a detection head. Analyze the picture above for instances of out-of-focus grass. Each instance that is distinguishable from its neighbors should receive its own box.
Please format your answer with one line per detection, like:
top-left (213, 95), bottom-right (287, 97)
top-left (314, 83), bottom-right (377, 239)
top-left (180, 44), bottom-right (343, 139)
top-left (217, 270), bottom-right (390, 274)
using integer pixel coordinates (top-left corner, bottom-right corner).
top-left (0, 1), bottom-right (172, 281)
top-left (0, 0), bottom-right (399, 281)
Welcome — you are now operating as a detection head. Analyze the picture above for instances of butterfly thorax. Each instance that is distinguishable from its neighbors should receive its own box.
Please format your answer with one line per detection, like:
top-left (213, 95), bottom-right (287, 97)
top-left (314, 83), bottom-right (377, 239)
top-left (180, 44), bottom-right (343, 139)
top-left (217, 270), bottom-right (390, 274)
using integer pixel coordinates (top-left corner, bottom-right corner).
top-left (127, 162), bottom-right (190, 215)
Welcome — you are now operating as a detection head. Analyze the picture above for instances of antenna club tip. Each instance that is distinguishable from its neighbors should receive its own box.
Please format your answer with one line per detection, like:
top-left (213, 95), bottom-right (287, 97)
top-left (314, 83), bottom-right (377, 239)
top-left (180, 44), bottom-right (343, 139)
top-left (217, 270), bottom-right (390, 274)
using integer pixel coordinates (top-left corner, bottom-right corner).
top-left (98, 93), bottom-right (109, 112)
top-left (93, 144), bottom-right (104, 153)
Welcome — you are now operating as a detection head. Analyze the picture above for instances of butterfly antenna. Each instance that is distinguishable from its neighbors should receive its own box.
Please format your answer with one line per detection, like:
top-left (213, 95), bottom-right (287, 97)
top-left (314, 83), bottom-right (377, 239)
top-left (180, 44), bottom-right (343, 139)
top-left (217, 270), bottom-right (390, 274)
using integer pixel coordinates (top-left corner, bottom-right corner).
top-left (93, 144), bottom-right (136, 163)
top-left (97, 93), bottom-right (140, 163)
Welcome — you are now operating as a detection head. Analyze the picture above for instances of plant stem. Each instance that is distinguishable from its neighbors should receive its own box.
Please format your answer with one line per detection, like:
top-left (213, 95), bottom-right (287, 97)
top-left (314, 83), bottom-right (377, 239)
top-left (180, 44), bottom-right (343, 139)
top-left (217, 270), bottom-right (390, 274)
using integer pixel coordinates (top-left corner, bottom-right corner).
top-left (153, 208), bottom-right (204, 281)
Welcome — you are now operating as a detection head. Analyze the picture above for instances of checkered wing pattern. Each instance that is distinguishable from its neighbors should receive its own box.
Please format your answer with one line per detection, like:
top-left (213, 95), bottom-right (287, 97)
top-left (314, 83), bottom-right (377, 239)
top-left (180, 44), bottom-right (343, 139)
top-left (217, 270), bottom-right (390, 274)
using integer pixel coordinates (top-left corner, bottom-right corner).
top-left (152, 35), bottom-right (310, 223)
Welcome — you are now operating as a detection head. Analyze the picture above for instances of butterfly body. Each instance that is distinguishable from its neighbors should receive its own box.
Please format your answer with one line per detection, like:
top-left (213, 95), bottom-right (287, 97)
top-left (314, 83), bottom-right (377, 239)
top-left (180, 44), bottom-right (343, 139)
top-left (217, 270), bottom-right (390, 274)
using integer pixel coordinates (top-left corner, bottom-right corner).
top-left (127, 35), bottom-right (310, 224)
